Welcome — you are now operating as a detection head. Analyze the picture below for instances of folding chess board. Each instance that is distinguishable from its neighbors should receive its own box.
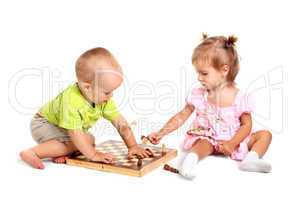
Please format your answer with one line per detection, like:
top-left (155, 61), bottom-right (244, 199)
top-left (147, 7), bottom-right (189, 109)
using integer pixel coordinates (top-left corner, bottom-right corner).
top-left (66, 140), bottom-right (177, 177)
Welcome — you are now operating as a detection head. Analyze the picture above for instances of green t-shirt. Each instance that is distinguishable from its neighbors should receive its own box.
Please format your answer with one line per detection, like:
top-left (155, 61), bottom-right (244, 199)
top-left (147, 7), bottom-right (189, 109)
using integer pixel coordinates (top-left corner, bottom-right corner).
top-left (39, 83), bottom-right (120, 131)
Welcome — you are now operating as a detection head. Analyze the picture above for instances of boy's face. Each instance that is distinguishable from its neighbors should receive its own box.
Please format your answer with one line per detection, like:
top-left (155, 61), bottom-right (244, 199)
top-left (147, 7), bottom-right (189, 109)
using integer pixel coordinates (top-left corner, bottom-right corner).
top-left (89, 69), bottom-right (123, 104)
top-left (194, 64), bottom-right (228, 90)
top-left (78, 56), bottom-right (123, 105)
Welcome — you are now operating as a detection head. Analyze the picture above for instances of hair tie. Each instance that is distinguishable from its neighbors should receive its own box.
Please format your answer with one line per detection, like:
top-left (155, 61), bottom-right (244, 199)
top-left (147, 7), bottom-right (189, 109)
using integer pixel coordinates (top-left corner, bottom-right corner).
top-left (202, 32), bottom-right (208, 40)
top-left (225, 35), bottom-right (238, 48)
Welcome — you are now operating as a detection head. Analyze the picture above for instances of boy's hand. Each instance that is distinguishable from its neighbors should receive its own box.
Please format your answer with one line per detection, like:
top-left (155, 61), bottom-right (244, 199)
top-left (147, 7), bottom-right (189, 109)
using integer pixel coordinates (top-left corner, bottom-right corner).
top-left (90, 152), bottom-right (115, 164)
top-left (148, 132), bottom-right (164, 145)
top-left (217, 141), bottom-right (236, 156)
top-left (128, 145), bottom-right (153, 159)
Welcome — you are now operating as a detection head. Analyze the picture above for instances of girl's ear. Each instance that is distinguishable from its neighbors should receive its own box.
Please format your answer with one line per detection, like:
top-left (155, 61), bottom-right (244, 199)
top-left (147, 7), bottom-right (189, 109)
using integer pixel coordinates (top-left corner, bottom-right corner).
top-left (222, 64), bottom-right (230, 77)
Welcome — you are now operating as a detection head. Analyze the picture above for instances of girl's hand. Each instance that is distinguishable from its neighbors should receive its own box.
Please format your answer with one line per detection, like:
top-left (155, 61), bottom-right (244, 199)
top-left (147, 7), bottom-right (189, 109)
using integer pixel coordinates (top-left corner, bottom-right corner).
top-left (217, 141), bottom-right (236, 156)
top-left (148, 132), bottom-right (164, 145)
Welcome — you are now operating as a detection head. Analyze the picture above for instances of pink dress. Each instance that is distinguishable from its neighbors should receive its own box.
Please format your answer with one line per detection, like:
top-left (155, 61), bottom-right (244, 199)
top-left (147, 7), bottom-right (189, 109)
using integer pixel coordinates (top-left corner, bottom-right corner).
top-left (183, 87), bottom-right (255, 161)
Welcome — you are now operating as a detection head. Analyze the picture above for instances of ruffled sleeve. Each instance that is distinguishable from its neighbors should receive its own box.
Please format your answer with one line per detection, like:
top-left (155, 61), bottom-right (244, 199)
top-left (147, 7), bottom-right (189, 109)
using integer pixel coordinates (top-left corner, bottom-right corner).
top-left (185, 87), bottom-right (205, 109)
top-left (236, 91), bottom-right (255, 117)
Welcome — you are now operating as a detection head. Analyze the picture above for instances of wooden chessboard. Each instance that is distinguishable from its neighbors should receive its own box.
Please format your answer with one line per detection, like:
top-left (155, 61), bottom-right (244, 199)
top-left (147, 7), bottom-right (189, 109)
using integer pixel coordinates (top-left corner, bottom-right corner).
top-left (66, 140), bottom-right (177, 177)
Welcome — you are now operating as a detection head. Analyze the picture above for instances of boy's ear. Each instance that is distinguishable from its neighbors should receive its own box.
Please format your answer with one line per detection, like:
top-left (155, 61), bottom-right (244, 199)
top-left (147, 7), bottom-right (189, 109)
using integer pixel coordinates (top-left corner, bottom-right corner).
top-left (79, 81), bottom-right (92, 91)
top-left (83, 82), bottom-right (91, 89)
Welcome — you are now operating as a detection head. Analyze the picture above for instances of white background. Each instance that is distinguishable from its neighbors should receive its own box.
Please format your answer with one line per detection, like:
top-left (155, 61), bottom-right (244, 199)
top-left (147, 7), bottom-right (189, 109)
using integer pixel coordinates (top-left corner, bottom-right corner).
top-left (1, 0), bottom-right (289, 200)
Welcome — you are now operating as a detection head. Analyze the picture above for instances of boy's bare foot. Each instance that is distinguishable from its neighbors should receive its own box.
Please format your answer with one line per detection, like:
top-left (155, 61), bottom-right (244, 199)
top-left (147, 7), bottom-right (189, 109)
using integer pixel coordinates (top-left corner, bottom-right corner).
top-left (20, 149), bottom-right (45, 169)
top-left (52, 156), bottom-right (68, 164)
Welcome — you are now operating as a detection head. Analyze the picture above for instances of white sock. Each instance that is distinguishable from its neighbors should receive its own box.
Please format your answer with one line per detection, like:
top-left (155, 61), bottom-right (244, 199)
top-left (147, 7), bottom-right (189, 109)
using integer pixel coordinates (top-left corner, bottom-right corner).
top-left (180, 153), bottom-right (199, 179)
top-left (239, 151), bottom-right (272, 173)
top-left (244, 151), bottom-right (259, 161)
top-left (176, 150), bottom-right (188, 169)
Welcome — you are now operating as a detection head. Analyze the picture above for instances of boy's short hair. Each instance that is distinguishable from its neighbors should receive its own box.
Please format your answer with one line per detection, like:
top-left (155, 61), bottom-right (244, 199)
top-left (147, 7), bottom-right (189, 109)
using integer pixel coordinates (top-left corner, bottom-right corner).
top-left (75, 47), bottom-right (120, 83)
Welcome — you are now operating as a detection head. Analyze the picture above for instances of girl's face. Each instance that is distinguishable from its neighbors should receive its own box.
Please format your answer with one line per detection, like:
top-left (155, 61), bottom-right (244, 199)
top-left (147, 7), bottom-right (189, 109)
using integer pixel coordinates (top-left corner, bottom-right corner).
top-left (195, 64), bottom-right (229, 90)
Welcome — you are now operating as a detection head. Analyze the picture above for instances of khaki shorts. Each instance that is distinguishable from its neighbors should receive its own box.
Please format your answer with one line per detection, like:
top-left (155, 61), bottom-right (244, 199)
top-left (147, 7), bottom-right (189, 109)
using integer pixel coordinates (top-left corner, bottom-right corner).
top-left (30, 113), bottom-right (71, 144)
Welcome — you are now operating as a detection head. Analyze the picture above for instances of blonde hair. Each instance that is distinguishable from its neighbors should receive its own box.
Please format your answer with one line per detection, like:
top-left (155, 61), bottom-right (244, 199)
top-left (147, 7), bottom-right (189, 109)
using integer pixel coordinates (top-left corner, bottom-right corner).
top-left (75, 47), bottom-right (120, 83)
top-left (192, 34), bottom-right (239, 82)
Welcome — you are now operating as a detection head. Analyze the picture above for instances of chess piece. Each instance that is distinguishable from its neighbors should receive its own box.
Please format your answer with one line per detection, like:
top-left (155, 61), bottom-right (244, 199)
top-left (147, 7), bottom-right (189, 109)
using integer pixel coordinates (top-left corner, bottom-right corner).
top-left (137, 157), bottom-right (143, 167)
top-left (163, 164), bottom-right (179, 174)
top-left (161, 144), bottom-right (166, 156)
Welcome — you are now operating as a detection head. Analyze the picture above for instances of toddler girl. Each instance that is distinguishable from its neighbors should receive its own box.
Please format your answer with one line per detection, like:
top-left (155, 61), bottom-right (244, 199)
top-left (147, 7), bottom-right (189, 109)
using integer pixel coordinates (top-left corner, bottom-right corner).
top-left (148, 34), bottom-right (272, 179)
